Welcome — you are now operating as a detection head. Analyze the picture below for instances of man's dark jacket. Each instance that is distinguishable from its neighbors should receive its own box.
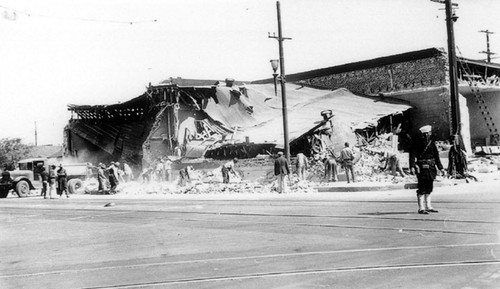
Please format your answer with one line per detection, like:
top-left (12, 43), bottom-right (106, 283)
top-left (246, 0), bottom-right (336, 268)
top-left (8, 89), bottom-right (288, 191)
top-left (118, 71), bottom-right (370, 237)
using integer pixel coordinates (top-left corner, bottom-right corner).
top-left (409, 135), bottom-right (443, 180)
top-left (274, 156), bottom-right (290, 176)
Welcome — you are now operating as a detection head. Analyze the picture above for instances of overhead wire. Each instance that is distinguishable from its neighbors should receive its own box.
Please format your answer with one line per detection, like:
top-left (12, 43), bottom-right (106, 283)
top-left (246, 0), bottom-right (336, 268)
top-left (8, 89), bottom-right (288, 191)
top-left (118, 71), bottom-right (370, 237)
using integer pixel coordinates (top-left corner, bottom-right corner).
top-left (0, 4), bottom-right (157, 25)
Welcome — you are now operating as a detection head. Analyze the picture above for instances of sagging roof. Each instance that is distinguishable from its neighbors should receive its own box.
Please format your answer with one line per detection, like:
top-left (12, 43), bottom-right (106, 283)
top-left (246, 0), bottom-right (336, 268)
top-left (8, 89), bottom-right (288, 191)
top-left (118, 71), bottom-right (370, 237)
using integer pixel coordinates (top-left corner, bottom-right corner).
top-left (66, 82), bottom-right (412, 157)
top-left (227, 84), bottom-right (412, 148)
top-left (68, 85), bottom-right (216, 122)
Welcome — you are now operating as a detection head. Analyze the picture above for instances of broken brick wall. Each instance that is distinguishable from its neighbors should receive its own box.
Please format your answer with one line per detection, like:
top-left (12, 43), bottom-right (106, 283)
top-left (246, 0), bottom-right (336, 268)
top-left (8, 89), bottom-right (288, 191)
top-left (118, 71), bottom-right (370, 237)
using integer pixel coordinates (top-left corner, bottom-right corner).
top-left (296, 53), bottom-right (453, 141)
top-left (296, 54), bottom-right (448, 96)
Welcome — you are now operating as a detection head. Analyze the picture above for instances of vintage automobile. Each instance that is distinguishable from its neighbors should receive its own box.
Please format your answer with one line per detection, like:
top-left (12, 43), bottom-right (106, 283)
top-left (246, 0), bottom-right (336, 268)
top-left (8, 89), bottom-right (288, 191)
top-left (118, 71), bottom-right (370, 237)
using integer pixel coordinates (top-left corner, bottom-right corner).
top-left (2, 158), bottom-right (91, 198)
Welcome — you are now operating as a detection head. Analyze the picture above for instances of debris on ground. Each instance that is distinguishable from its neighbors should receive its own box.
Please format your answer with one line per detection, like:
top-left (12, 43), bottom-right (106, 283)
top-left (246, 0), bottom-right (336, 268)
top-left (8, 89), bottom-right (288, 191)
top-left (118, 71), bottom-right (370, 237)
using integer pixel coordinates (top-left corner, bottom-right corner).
top-left (79, 135), bottom-right (499, 195)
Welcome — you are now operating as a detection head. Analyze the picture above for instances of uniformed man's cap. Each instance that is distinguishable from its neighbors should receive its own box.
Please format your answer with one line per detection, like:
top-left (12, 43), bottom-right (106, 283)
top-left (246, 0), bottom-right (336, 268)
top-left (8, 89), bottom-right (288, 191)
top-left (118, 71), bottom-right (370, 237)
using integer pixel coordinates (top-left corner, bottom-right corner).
top-left (277, 152), bottom-right (283, 156)
top-left (419, 125), bottom-right (432, 133)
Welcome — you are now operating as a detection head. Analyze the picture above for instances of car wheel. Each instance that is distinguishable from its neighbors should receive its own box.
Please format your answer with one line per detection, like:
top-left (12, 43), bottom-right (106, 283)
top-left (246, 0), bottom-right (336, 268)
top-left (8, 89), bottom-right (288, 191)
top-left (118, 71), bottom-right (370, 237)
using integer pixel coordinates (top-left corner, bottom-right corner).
top-left (16, 180), bottom-right (30, 197)
top-left (68, 179), bottom-right (83, 194)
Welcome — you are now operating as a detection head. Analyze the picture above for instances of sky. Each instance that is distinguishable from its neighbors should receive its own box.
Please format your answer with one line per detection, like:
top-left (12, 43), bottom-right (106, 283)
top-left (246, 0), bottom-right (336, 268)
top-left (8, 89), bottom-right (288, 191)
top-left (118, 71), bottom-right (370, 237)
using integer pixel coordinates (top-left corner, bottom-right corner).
top-left (0, 0), bottom-right (499, 146)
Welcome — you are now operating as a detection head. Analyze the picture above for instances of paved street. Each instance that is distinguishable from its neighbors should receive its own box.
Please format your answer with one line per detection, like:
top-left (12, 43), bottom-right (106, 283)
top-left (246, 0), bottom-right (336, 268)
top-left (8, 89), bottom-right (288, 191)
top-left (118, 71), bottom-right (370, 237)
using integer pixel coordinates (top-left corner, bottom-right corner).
top-left (1, 180), bottom-right (500, 289)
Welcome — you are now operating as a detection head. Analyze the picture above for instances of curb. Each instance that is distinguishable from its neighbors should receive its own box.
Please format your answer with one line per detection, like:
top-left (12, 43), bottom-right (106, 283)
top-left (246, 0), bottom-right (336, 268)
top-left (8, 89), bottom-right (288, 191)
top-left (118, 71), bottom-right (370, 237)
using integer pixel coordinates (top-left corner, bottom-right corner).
top-left (314, 179), bottom-right (471, 193)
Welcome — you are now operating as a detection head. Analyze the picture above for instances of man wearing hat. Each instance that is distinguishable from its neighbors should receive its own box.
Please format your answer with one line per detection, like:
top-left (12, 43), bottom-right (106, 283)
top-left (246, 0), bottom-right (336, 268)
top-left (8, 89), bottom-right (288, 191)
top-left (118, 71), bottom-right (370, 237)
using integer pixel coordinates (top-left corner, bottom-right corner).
top-left (57, 164), bottom-right (69, 198)
top-left (410, 125), bottom-right (445, 214)
top-left (274, 152), bottom-right (290, 193)
top-left (97, 163), bottom-right (107, 194)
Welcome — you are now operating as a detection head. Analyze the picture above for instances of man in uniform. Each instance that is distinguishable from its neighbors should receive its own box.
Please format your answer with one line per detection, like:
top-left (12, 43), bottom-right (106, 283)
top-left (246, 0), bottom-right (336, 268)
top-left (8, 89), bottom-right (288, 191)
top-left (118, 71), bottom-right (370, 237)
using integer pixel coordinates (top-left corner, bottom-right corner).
top-left (410, 125), bottom-right (445, 214)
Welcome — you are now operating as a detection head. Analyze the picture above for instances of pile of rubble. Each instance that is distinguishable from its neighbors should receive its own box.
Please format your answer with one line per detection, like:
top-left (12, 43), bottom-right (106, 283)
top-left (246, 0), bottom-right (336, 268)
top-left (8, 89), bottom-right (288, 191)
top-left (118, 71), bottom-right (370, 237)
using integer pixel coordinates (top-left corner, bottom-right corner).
top-left (82, 157), bottom-right (318, 195)
top-left (468, 155), bottom-right (500, 173)
top-left (79, 138), bottom-right (499, 195)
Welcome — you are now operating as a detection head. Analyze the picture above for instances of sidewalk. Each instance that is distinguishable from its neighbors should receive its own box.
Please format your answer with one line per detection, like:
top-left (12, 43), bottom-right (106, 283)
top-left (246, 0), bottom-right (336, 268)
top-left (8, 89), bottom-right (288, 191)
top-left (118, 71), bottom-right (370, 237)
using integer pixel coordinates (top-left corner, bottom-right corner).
top-left (314, 171), bottom-right (500, 193)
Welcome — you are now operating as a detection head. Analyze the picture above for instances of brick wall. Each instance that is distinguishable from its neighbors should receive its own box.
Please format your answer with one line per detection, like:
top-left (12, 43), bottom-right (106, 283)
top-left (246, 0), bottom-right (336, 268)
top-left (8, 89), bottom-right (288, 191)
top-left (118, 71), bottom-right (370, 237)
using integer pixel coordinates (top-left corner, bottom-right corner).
top-left (389, 87), bottom-right (451, 140)
top-left (298, 55), bottom-right (448, 96)
top-left (295, 53), bottom-right (453, 140)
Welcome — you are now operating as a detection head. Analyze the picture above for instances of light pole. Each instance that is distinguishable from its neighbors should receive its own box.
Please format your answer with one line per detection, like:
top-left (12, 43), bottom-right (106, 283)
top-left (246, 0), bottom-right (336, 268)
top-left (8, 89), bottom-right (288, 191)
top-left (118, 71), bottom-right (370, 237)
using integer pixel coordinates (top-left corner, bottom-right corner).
top-left (270, 59), bottom-right (279, 96)
top-left (444, 0), bottom-right (460, 136)
top-left (431, 0), bottom-right (460, 136)
top-left (269, 1), bottom-right (291, 162)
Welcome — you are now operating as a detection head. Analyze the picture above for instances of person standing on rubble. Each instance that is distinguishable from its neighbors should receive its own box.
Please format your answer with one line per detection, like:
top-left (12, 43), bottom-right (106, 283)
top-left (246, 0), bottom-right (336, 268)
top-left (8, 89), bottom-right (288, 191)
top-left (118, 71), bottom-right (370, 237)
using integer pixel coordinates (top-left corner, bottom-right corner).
top-left (140, 166), bottom-right (152, 183)
top-left (340, 142), bottom-right (356, 183)
top-left (410, 125), bottom-right (445, 214)
top-left (295, 151), bottom-right (309, 181)
top-left (155, 158), bottom-right (164, 182)
top-left (107, 162), bottom-right (119, 194)
top-left (323, 156), bottom-right (338, 182)
top-left (163, 157), bottom-right (173, 182)
top-left (274, 152), bottom-right (290, 193)
top-left (447, 134), bottom-right (467, 178)
top-left (123, 161), bottom-right (134, 182)
top-left (179, 166), bottom-right (191, 187)
top-left (382, 150), bottom-right (406, 177)
top-left (221, 158), bottom-right (238, 184)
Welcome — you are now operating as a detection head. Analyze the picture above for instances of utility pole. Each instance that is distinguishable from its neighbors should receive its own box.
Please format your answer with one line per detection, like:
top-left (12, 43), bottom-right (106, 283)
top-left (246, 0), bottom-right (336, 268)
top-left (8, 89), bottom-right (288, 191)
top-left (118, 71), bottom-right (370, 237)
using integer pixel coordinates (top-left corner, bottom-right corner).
top-left (444, 0), bottom-right (461, 135)
top-left (431, 0), bottom-right (460, 135)
top-left (269, 1), bottom-right (292, 162)
top-left (479, 29), bottom-right (495, 63)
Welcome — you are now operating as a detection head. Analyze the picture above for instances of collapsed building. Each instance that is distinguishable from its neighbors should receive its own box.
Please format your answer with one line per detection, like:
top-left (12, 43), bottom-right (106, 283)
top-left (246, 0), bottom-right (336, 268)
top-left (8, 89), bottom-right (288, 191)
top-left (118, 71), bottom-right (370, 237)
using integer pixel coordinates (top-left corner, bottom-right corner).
top-left (254, 47), bottom-right (500, 151)
top-left (65, 79), bottom-right (411, 168)
top-left (64, 47), bottom-right (500, 170)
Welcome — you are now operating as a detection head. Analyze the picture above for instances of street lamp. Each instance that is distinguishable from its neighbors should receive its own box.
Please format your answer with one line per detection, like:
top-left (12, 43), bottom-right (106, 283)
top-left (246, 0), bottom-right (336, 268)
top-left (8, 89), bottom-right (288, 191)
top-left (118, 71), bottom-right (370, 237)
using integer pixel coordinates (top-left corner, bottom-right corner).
top-left (270, 59), bottom-right (279, 96)
top-left (268, 1), bottom-right (291, 162)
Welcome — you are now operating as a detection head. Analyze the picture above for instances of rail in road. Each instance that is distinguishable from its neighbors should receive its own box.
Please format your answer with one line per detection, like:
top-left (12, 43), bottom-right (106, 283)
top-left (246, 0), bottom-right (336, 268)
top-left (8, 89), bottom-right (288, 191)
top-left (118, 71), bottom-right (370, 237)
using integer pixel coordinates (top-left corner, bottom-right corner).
top-left (1, 197), bottom-right (500, 288)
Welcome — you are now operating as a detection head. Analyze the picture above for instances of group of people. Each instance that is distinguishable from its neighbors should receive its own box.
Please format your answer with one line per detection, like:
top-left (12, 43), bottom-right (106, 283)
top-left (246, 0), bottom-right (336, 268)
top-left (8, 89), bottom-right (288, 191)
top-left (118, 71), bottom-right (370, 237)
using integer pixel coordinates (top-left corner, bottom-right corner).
top-left (94, 161), bottom-right (134, 194)
top-left (139, 157), bottom-right (174, 184)
top-left (273, 141), bottom-right (358, 194)
top-left (40, 164), bottom-right (69, 199)
top-left (41, 124), bottom-right (451, 216)
top-left (272, 124), bottom-right (449, 215)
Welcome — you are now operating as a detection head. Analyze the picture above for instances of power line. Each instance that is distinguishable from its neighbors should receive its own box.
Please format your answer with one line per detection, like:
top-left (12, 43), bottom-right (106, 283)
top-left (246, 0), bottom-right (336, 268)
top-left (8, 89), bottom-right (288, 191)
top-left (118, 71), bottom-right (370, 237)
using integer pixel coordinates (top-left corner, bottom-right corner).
top-left (0, 4), bottom-right (158, 25)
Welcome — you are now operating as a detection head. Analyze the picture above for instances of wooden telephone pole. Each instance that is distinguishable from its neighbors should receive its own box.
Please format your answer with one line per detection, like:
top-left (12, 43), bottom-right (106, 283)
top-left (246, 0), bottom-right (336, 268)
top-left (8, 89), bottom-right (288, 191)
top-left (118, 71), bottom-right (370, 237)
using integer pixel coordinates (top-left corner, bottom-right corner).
top-left (479, 29), bottom-right (495, 63)
top-left (444, 0), bottom-right (461, 136)
top-left (269, 1), bottom-right (292, 162)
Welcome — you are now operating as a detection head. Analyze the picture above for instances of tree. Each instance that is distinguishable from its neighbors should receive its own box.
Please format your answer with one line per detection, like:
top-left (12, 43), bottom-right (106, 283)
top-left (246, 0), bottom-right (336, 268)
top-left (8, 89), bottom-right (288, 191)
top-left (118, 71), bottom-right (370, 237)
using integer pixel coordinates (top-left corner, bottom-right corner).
top-left (0, 138), bottom-right (29, 170)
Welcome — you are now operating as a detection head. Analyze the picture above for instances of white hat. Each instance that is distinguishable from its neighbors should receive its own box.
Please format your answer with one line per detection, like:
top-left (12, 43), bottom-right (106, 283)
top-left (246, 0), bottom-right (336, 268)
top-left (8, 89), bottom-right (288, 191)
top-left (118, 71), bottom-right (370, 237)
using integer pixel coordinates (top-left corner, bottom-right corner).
top-left (419, 125), bottom-right (432, 133)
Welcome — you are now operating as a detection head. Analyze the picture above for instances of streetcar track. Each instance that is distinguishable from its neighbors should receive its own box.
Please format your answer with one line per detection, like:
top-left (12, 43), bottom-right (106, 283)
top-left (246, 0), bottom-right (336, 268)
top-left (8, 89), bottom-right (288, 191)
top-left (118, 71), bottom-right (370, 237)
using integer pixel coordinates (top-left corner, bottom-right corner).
top-left (178, 217), bottom-right (498, 236)
top-left (1, 207), bottom-right (499, 225)
top-left (1, 242), bottom-right (499, 279)
top-left (80, 260), bottom-right (500, 288)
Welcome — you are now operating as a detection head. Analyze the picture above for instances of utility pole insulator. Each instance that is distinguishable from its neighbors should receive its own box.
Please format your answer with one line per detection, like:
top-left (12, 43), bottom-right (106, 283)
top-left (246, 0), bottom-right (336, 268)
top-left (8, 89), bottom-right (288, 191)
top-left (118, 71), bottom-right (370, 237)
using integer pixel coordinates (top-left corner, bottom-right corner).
top-left (479, 30), bottom-right (496, 63)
